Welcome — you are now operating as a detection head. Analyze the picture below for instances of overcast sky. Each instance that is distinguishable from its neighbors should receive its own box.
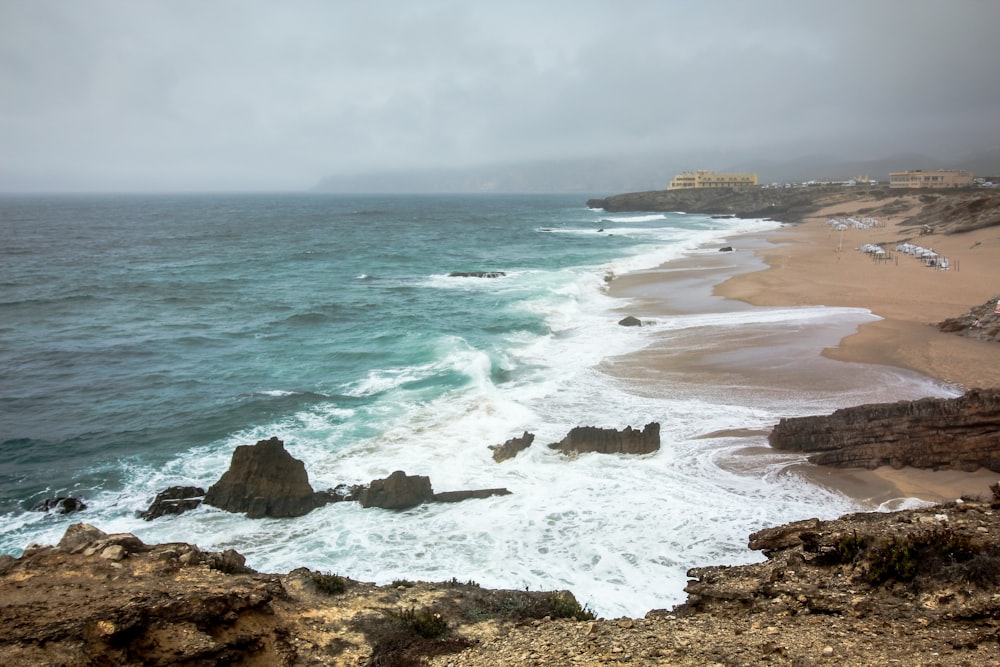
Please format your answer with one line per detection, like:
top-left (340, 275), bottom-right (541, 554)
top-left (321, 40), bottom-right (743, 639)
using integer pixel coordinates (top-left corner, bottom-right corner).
top-left (2, 0), bottom-right (999, 191)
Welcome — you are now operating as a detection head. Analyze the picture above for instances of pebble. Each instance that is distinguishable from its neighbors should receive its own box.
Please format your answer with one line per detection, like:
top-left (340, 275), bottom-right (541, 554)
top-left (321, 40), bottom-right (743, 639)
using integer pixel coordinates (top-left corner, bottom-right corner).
top-left (823, 645), bottom-right (834, 656)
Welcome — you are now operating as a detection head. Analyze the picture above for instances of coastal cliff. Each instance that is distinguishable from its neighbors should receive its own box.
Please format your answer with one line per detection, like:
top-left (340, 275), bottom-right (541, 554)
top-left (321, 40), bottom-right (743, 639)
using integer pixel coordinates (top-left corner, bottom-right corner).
top-left (5, 496), bottom-right (1000, 666)
top-left (769, 389), bottom-right (1000, 472)
top-left (588, 186), bottom-right (1000, 232)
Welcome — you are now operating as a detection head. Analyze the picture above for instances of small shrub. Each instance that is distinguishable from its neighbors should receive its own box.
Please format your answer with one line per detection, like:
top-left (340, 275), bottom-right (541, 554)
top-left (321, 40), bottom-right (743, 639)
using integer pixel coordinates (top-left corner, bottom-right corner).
top-left (388, 606), bottom-right (449, 639)
top-left (311, 571), bottom-right (348, 595)
top-left (865, 534), bottom-right (918, 585)
top-left (835, 531), bottom-right (865, 564)
top-left (391, 579), bottom-right (415, 588)
top-left (863, 526), bottom-right (982, 586)
top-left (548, 593), bottom-right (596, 621)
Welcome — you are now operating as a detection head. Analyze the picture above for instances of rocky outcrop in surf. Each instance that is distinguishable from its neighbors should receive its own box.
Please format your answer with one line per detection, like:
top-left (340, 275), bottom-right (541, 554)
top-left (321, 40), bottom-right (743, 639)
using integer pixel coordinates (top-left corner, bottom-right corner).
top-left (140, 486), bottom-right (206, 520)
top-left (358, 470), bottom-right (511, 509)
top-left (490, 431), bottom-right (535, 462)
top-left (549, 422), bottom-right (660, 456)
top-left (448, 271), bottom-right (506, 278)
top-left (30, 496), bottom-right (87, 514)
top-left (203, 437), bottom-right (334, 518)
top-left (768, 389), bottom-right (1000, 471)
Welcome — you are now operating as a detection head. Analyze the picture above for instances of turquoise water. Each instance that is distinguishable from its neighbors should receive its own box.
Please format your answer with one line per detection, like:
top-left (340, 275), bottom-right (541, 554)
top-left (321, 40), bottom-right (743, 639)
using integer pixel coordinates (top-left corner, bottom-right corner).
top-left (0, 193), bottom-right (952, 615)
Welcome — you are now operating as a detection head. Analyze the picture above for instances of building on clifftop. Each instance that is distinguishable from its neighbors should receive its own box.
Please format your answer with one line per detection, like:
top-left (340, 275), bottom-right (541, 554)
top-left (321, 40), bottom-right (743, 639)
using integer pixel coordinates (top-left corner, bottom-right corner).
top-left (668, 170), bottom-right (758, 190)
top-left (889, 169), bottom-right (974, 189)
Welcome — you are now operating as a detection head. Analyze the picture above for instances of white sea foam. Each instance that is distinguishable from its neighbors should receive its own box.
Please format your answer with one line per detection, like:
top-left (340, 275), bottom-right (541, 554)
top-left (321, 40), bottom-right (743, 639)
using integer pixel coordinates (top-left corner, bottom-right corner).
top-left (602, 214), bottom-right (668, 223)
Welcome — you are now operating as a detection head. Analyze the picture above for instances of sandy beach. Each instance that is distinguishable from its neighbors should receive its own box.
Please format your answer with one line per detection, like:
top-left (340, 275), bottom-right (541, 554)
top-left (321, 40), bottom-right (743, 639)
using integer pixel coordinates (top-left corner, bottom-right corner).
top-left (606, 192), bottom-right (1000, 506)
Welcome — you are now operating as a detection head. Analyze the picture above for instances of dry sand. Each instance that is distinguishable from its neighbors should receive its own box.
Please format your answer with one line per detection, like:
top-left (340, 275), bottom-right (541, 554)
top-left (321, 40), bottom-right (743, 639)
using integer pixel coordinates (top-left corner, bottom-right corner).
top-left (716, 195), bottom-right (1000, 389)
top-left (607, 193), bottom-right (1000, 506)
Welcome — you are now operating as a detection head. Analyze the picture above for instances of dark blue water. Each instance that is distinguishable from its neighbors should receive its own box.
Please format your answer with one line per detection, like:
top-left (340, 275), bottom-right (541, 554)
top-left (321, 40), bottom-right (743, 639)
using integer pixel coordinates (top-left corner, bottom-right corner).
top-left (2, 194), bottom-right (617, 501)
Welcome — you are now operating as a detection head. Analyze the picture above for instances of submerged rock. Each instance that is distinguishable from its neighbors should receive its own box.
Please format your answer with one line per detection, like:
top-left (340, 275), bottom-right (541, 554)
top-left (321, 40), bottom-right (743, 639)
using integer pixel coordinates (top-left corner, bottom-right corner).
top-left (30, 497), bottom-right (87, 514)
top-left (448, 271), bottom-right (506, 278)
top-left (433, 488), bottom-right (511, 503)
top-left (140, 486), bottom-right (205, 521)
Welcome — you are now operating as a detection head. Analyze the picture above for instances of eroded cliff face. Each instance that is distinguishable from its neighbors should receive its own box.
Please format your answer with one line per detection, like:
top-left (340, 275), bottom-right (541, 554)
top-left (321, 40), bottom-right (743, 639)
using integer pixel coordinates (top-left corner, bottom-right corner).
top-left (588, 186), bottom-right (1000, 233)
top-left (767, 389), bottom-right (1000, 471)
top-left (5, 498), bottom-right (1000, 666)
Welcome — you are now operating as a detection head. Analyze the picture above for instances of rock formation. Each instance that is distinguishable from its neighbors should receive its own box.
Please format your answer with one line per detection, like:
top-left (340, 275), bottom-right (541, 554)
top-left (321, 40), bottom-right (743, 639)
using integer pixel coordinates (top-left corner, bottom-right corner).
top-left (768, 389), bottom-right (1000, 471)
top-left (448, 271), bottom-right (506, 278)
top-left (30, 496), bottom-right (87, 514)
top-left (549, 422), bottom-right (660, 455)
top-left (490, 431), bottom-right (535, 462)
top-left (6, 499), bottom-right (1000, 666)
top-left (433, 488), bottom-right (512, 503)
top-left (357, 470), bottom-right (435, 509)
top-left (618, 315), bottom-right (642, 327)
top-left (140, 486), bottom-right (205, 520)
top-left (939, 296), bottom-right (1000, 343)
top-left (356, 470), bottom-right (511, 509)
top-left (204, 437), bottom-right (332, 518)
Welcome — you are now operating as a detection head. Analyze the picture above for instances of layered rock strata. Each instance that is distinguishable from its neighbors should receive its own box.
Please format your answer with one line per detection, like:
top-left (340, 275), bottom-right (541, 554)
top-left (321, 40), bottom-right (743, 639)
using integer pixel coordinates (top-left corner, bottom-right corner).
top-left (549, 422), bottom-right (660, 455)
top-left (768, 389), bottom-right (1000, 471)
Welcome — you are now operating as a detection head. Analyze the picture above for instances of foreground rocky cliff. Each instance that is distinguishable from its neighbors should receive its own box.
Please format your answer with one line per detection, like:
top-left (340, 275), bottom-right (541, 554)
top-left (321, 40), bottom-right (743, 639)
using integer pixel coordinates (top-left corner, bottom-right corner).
top-left (5, 493), bottom-right (1000, 666)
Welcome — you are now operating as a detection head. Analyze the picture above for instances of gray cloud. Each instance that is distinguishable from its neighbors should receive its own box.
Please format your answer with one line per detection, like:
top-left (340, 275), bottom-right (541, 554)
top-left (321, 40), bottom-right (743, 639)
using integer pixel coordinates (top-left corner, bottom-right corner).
top-left (2, 0), bottom-right (998, 191)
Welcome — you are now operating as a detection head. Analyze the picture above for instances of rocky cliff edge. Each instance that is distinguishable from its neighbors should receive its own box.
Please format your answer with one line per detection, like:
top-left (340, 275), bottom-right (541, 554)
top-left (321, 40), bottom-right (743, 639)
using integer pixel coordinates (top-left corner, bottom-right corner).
top-left (4, 493), bottom-right (1000, 666)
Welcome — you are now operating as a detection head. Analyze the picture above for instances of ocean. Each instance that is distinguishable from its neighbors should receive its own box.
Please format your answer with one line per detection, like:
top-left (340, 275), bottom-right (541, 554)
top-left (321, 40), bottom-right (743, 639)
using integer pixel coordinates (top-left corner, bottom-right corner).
top-left (0, 193), bottom-right (954, 616)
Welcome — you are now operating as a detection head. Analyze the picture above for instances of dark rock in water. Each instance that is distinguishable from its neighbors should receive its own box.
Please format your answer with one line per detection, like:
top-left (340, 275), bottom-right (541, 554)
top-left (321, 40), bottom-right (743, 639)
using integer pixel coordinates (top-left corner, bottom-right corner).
top-left (31, 497), bottom-right (87, 514)
top-left (448, 271), bottom-right (506, 278)
top-left (433, 488), bottom-right (512, 503)
top-left (328, 483), bottom-right (364, 502)
top-left (718, 246), bottom-right (734, 252)
top-left (356, 472), bottom-right (511, 508)
top-left (490, 432), bottom-right (535, 462)
top-left (204, 437), bottom-right (331, 518)
top-left (768, 389), bottom-right (1000, 472)
top-left (140, 486), bottom-right (205, 521)
top-left (618, 316), bottom-right (642, 327)
top-left (549, 422), bottom-right (660, 455)
top-left (357, 470), bottom-right (435, 510)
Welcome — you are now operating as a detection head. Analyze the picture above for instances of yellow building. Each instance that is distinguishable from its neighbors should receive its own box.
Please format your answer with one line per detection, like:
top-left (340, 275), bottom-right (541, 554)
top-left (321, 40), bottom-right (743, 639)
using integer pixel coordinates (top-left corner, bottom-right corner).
top-left (668, 170), bottom-right (758, 190)
top-left (889, 169), bottom-right (974, 189)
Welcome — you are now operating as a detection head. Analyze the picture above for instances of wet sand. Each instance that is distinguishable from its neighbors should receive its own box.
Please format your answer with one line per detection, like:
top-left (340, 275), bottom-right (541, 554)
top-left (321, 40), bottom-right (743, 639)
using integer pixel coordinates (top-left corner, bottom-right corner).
top-left (605, 196), bottom-right (1000, 506)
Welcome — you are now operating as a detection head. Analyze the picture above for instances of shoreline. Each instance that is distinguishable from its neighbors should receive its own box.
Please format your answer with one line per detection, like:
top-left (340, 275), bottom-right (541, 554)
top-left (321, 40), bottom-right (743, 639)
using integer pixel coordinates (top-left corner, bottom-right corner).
top-left (605, 200), bottom-right (1000, 507)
